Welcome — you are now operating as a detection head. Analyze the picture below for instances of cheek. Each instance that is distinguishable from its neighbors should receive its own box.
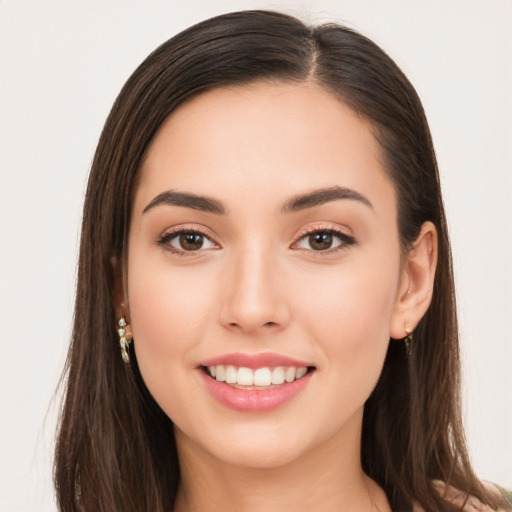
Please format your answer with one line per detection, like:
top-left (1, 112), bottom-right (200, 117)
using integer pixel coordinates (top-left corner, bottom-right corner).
top-left (296, 262), bottom-right (398, 341)
top-left (126, 254), bottom-right (218, 404)
top-left (293, 256), bottom-right (399, 390)
top-left (128, 255), bottom-right (215, 343)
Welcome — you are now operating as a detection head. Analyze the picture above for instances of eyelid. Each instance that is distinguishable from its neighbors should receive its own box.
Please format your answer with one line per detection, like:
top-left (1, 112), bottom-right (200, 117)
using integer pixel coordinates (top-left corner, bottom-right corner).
top-left (293, 222), bottom-right (353, 239)
top-left (157, 225), bottom-right (220, 256)
top-left (291, 223), bottom-right (356, 253)
top-left (156, 222), bottom-right (355, 256)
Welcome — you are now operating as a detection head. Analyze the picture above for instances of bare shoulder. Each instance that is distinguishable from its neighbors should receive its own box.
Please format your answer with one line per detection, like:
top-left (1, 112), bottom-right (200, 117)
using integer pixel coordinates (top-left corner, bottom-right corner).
top-left (412, 481), bottom-right (512, 512)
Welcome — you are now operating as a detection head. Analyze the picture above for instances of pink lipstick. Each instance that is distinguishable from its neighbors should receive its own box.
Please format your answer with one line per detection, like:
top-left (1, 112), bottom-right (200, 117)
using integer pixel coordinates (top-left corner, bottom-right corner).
top-left (200, 352), bottom-right (314, 369)
top-left (198, 352), bottom-right (315, 413)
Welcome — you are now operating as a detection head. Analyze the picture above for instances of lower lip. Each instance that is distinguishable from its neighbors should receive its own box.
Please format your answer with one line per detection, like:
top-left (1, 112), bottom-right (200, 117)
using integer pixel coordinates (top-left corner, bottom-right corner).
top-left (199, 370), bottom-right (313, 413)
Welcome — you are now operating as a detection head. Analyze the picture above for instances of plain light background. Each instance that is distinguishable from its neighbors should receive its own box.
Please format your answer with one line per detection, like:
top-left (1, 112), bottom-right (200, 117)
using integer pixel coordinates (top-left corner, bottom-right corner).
top-left (0, 1), bottom-right (511, 510)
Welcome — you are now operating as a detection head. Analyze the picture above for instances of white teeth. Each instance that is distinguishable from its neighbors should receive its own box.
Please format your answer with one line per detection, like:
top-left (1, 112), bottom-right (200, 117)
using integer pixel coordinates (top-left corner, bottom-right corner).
top-left (296, 367), bottom-right (307, 379)
top-left (225, 365), bottom-right (237, 384)
top-left (237, 367), bottom-right (253, 386)
top-left (209, 365), bottom-right (309, 387)
top-left (215, 365), bottom-right (226, 382)
top-left (253, 367), bottom-right (272, 386)
top-left (271, 366), bottom-right (285, 385)
top-left (285, 367), bottom-right (296, 383)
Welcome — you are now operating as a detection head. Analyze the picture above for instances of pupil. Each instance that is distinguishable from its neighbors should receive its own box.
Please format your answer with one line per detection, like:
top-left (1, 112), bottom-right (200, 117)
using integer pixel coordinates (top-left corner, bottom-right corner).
top-left (180, 233), bottom-right (203, 250)
top-left (309, 232), bottom-right (332, 251)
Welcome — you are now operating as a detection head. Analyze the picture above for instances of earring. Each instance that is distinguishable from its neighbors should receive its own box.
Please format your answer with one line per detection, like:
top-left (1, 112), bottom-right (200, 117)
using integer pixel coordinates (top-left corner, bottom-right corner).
top-left (117, 317), bottom-right (133, 364)
top-left (404, 322), bottom-right (413, 356)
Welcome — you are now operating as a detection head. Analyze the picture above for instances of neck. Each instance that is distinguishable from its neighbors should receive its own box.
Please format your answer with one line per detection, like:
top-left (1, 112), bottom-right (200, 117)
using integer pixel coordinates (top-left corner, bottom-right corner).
top-left (173, 411), bottom-right (390, 512)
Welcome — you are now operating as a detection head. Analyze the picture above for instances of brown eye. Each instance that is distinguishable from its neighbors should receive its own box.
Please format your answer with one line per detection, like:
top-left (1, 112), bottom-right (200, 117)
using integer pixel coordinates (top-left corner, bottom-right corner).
top-left (159, 229), bottom-right (217, 254)
top-left (308, 232), bottom-right (333, 251)
top-left (179, 232), bottom-right (204, 251)
top-left (294, 228), bottom-right (356, 253)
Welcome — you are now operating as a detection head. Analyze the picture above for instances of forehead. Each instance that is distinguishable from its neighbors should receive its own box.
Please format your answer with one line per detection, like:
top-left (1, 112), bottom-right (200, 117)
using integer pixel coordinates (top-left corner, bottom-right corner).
top-left (136, 82), bottom-right (394, 216)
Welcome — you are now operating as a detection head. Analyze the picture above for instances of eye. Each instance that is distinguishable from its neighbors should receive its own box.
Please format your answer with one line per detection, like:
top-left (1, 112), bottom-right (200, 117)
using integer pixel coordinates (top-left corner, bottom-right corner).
top-left (158, 229), bottom-right (217, 255)
top-left (293, 228), bottom-right (356, 253)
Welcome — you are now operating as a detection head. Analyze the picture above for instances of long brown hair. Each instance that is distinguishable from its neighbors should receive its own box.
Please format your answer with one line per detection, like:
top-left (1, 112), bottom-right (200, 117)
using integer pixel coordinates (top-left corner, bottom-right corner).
top-left (54, 10), bottom-right (502, 511)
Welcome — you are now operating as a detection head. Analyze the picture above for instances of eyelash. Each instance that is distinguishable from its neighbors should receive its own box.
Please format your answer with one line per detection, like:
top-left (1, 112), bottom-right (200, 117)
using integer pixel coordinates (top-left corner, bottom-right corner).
top-left (157, 225), bottom-right (356, 257)
top-left (293, 225), bottom-right (357, 256)
top-left (158, 227), bottom-right (215, 257)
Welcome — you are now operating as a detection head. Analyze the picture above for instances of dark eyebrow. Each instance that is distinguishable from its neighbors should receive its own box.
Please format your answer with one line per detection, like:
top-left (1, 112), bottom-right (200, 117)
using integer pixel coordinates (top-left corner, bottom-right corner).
top-left (142, 190), bottom-right (227, 215)
top-left (281, 186), bottom-right (373, 213)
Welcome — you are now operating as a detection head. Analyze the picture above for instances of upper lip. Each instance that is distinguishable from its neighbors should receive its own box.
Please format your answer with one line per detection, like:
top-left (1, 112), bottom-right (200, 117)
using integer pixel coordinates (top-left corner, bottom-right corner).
top-left (199, 352), bottom-right (314, 369)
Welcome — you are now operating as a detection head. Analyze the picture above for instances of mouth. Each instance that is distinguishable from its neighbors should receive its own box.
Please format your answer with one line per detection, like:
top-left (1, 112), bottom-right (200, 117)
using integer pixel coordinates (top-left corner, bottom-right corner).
top-left (197, 353), bottom-right (316, 412)
top-left (201, 364), bottom-right (315, 390)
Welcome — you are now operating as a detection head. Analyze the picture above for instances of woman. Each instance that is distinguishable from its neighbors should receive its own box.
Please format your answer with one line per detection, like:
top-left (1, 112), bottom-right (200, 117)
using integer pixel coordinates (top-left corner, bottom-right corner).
top-left (54, 10), bottom-right (511, 512)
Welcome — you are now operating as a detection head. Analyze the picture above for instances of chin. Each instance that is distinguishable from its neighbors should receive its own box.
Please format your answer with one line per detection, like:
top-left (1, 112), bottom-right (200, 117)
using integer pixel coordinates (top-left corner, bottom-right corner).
top-left (176, 419), bottom-right (312, 470)
top-left (210, 438), bottom-right (306, 469)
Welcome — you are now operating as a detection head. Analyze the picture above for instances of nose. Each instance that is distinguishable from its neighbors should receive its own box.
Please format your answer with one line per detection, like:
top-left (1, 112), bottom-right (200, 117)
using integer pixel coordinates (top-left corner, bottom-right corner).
top-left (219, 244), bottom-right (290, 335)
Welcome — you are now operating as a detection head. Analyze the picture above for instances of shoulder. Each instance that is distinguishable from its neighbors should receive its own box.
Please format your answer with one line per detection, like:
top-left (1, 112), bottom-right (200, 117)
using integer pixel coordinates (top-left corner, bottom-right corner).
top-left (433, 480), bottom-right (512, 511)
top-left (492, 483), bottom-right (512, 511)
top-left (412, 481), bottom-right (512, 512)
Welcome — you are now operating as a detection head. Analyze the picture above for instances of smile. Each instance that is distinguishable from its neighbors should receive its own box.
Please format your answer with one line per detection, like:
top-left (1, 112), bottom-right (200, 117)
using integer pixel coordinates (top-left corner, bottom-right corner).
top-left (205, 365), bottom-right (309, 388)
top-left (198, 352), bottom-right (316, 412)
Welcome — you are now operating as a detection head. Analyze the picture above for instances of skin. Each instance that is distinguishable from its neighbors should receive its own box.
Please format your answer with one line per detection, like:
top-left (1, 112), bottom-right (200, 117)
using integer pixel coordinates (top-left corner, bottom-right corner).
top-left (119, 82), bottom-right (437, 511)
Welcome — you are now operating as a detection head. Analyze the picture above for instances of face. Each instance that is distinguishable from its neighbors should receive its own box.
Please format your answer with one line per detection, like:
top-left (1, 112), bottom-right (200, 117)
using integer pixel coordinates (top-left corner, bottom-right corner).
top-left (126, 82), bottom-right (405, 468)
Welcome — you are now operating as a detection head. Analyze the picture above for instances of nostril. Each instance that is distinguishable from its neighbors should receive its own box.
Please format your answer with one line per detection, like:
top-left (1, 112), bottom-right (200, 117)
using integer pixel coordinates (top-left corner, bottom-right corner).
top-left (228, 321), bottom-right (277, 328)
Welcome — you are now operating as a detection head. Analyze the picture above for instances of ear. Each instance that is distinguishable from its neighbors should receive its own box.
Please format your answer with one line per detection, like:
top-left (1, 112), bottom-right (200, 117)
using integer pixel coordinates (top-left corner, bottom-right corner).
top-left (390, 221), bottom-right (438, 339)
top-left (111, 256), bottom-right (130, 322)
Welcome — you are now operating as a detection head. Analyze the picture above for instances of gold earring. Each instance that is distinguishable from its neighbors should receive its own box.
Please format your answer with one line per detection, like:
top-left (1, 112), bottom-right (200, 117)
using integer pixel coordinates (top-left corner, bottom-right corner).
top-left (404, 322), bottom-right (413, 356)
top-left (117, 317), bottom-right (132, 364)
